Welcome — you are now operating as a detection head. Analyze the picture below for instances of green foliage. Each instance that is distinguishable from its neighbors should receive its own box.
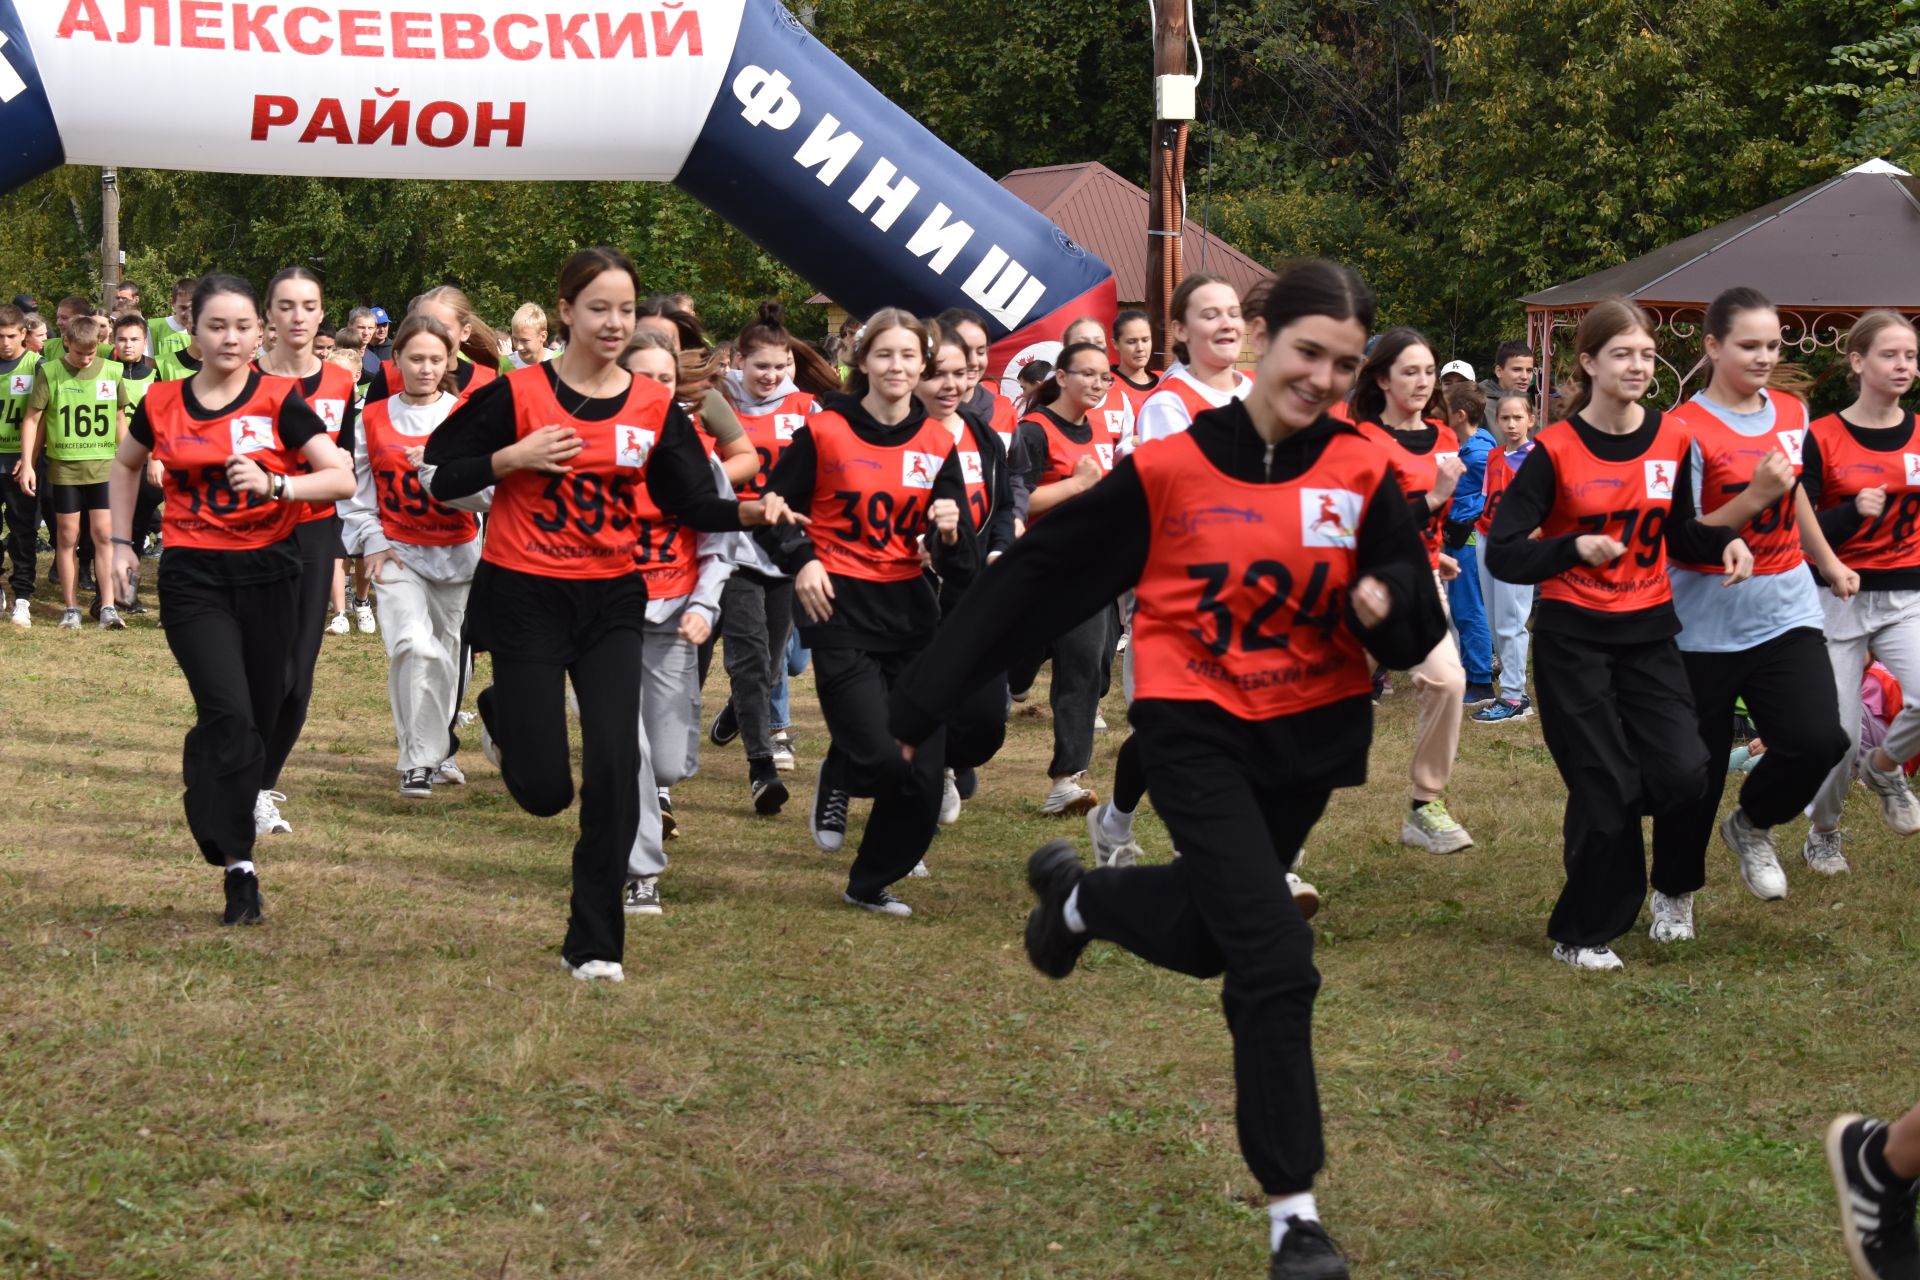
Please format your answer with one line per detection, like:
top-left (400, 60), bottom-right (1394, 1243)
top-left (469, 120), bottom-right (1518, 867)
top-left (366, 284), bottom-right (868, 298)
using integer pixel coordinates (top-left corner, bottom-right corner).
top-left (1804, 0), bottom-right (1920, 168)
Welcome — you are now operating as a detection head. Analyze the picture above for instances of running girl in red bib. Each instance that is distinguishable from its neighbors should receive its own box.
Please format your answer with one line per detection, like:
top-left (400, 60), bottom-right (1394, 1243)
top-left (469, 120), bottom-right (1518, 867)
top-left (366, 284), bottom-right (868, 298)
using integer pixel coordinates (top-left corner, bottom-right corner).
top-left (1110, 309), bottom-right (1161, 422)
top-left (1802, 311), bottom-right (1920, 871)
top-left (892, 260), bottom-right (1445, 1279)
top-left (1061, 315), bottom-right (1136, 451)
top-left (1646, 287), bottom-right (1854, 937)
top-left (107, 273), bottom-right (355, 925)
top-left (1133, 275), bottom-right (1252, 446)
top-left (1487, 298), bottom-right (1757, 971)
top-left (423, 248), bottom-right (800, 983)
top-left (758, 309), bottom-right (974, 917)
top-left (1352, 328), bottom-right (1475, 854)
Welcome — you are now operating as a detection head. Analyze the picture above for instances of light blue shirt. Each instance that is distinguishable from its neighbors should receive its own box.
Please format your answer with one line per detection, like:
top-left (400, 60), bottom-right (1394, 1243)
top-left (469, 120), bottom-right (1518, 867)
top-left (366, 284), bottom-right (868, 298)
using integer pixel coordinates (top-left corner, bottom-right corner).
top-left (1669, 391), bottom-right (1824, 652)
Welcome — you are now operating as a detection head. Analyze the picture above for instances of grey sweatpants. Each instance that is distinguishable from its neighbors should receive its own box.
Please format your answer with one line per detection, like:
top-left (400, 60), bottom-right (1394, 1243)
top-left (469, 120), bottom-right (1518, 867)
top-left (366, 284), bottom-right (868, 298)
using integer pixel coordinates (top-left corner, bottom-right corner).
top-left (626, 607), bottom-right (705, 878)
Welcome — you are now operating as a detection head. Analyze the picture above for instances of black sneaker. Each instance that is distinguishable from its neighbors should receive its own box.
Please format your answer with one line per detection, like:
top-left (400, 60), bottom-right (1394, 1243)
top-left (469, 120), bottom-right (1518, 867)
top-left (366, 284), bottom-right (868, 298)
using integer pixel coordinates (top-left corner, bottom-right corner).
top-left (1024, 840), bottom-right (1090, 979)
top-left (124, 595), bottom-right (149, 615)
top-left (709, 701), bottom-right (740, 747)
top-left (623, 876), bottom-right (663, 916)
top-left (811, 759), bottom-right (848, 852)
top-left (399, 767), bottom-right (433, 798)
top-left (954, 766), bottom-right (979, 801)
top-left (1829, 1115), bottom-right (1920, 1279)
top-left (750, 760), bottom-right (788, 816)
top-left (222, 868), bottom-right (264, 926)
top-left (842, 887), bottom-right (912, 917)
top-left (1462, 681), bottom-right (1497, 707)
top-left (1271, 1218), bottom-right (1350, 1279)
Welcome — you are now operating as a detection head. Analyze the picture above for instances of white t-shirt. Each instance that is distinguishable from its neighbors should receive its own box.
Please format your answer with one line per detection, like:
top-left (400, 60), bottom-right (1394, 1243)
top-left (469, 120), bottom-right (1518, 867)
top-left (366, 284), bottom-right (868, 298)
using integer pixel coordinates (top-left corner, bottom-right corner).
top-left (1131, 363), bottom-right (1253, 447)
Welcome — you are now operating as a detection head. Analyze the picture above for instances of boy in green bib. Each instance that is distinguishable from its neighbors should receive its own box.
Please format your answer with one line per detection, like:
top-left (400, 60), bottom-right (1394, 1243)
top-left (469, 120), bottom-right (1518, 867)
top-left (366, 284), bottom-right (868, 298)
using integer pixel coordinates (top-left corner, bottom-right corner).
top-left (0, 303), bottom-right (40, 623)
top-left (14, 315), bottom-right (126, 629)
top-left (148, 278), bottom-right (196, 365)
top-left (111, 314), bottom-right (162, 613)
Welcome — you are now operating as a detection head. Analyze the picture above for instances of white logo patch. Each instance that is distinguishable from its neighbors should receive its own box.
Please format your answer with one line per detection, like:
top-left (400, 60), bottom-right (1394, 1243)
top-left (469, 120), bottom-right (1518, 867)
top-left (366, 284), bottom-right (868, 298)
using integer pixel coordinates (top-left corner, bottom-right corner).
top-left (1302, 488), bottom-right (1363, 549)
top-left (230, 416), bottom-right (275, 455)
top-left (1095, 443), bottom-right (1115, 470)
top-left (774, 413), bottom-right (803, 441)
top-left (1645, 459), bottom-right (1675, 499)
top-left (313, 398), bottom-right (346, 433)
top-left (902, 451), bottom-right (941, 490)
top-left (9, 374), bottom-right (31, 397)
top-left (617, 424), bottom-right (655, 470)
top-left (1776, 429), bottom-right (1805, 466)
top-left (1906, 453), bottom-right (1920, 487)
top-left (95, 380), bottom-right (116, 402)
top-left (959, 451), bottom-right (983, 485)
top-left (1435, 451), bottom-right (1459, 469)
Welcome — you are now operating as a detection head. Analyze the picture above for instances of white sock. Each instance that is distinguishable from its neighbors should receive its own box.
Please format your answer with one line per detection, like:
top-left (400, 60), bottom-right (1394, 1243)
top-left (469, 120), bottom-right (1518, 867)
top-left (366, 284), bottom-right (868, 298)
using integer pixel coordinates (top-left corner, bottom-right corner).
top-left (1269, 1193), bottom-right (1318, 1252)
top-left (227, 860), bottom-right (255, 876)
top-left (1061, 884), bottom-right (1087, 934)
top-left (1099, 802), bottom-right (1134, 841)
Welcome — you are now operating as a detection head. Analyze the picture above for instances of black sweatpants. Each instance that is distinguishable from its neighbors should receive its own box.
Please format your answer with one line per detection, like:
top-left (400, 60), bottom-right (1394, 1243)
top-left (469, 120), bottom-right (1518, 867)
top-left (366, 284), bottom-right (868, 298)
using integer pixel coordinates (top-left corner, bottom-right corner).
top-left (1533, 629), bottom-right (1709, 947)
top-left (263, 516), bottom-right (342, 788)
top-left (1649, 626), bottom-right (1849, 895)
top-left (1074, 723), bottom-right (1328, 1196)
top-left (161, 569), bottom-right (299, 867)
top-left (1112, 732), bottom-right (1148, 813)
top-left (470, 565), bottom-right (650, 969)
top-left (813, 644), bottom-right (946, 897)
top-left (945, 667), bottom-right (1009, 772)
top-left (0, 455), bottom-right (34, 599)
top-left (721, 570), bottom-right (793, 763)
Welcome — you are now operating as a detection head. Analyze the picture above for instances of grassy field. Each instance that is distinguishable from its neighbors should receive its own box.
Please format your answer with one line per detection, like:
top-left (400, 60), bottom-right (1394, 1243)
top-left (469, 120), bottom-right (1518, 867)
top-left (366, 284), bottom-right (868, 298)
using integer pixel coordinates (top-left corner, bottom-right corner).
top-left (0, 601), bottom-right (1908, 1278)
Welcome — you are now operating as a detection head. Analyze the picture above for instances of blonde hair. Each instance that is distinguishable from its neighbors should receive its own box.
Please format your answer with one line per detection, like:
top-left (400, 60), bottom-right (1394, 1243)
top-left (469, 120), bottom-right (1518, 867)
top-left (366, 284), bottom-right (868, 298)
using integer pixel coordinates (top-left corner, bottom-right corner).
top-left (510, 302), bottom-right (548, 336)
top-left (410, 285), bottom-right (501, 371)
top-left (1845, 310), bottom-right (1919, 389)
top-left (846, 308), bottom-right (932, 398)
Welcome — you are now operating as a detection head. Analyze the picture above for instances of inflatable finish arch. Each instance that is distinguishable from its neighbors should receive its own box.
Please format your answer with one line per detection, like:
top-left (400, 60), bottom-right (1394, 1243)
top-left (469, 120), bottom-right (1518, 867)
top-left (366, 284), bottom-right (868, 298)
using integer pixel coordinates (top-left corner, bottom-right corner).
top-left (1, 0), bottom-right (1117, 387)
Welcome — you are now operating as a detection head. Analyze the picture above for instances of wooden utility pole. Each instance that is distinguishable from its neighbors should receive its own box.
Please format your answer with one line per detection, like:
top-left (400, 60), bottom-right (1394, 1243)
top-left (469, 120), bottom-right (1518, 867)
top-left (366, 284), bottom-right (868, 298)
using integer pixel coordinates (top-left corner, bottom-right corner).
top-left (100, 166), bottom-right (120, 312)
top-left (1144, 3), bottom-right (1194, 367)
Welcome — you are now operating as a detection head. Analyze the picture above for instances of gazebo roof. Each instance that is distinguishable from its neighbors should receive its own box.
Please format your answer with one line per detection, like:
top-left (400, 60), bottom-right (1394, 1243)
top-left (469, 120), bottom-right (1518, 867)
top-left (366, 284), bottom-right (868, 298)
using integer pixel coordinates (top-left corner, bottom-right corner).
top-left (1521, 159), bottom-right (1920, 313)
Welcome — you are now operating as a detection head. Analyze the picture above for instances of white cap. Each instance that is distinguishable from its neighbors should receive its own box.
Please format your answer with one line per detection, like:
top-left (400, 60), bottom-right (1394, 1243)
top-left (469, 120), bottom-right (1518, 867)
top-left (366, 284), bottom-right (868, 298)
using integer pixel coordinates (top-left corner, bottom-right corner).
top-left (1440, 359), bottom-right (1476, 381)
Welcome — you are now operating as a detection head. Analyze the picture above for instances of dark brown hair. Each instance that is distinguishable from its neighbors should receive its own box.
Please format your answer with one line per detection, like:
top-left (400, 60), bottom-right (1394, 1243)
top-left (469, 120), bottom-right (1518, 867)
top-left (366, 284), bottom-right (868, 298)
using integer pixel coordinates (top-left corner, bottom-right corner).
top-left (1351, 326), bottom-right (1439, 424)
top-left (1168, 273), bottom-right (1235, 365)
top-left (1023, 341), bottom-right (1107, 418)
top-left (1565, 299), bottom-right (1655, 417)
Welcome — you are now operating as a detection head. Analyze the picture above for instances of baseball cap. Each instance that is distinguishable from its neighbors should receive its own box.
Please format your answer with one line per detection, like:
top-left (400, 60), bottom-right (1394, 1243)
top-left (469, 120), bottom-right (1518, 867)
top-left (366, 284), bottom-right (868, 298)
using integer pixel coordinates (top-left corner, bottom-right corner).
top-left (12, 294), bottom-right (35, 311)
top-left (371, 306), bottom-right (391, 325)
top-left (1440, 359), bottom-right (1475, 381)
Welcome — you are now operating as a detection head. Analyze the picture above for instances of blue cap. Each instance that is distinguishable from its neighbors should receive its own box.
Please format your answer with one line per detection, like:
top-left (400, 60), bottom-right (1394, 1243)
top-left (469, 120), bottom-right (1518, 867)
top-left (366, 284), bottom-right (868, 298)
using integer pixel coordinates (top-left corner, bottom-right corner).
top-left (371, 307), bottom-right (391, 325)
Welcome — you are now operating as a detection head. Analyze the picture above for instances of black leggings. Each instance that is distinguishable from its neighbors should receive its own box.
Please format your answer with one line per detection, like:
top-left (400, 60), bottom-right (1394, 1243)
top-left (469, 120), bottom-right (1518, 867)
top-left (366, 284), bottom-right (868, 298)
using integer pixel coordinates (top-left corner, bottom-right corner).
top-left (1112, 733), bottom-right (1147, 813)
top-left (813, 644), bottom-right (946, 896)
top-left (161, 569), bottom-right (298, 866)
top-left (263, 517), bottom-right (341, 788)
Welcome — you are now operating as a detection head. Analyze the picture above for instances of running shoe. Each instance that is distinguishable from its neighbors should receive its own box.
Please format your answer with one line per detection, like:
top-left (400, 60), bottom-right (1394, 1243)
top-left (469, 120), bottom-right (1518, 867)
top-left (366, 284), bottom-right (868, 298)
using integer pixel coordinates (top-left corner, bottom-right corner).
top-left (909, 859), bottom-right (930, 877)
top-left (1828, 1114), bottom-right (1920, 1280)
top-left (221, 867), bottom-right (264, 926)
top-left (1402, 800), bottom-right (1473, 853)
top-left (771, 731), bottom-right (796, 772)
top-left (327, 612), bottom-right (350, 635)
top-left (9, 598), bottom-right (28, 628)
top-left (1648, 889), bottom-right (1695, 943)
top-left (1473, 696), bottom-right (1533, 723)
top-left (352, 597), bottom-right (377, 634)
top-left (843, 888), bottom-right (912, 917)
top-left (1462, 681), bottom-right (1497, 707)
top-left (624, 876), bottom-right (663, 917)
top-left (1861, 754), bottom-right (1920, 836)
top-left (399, 767), bottom-right (433, 798)
top-left (254, 790), bottom-right (292, 835)
top-left (1269, 1217), bottom-right (1350, 1280)
top-left (57, 606), bottom-right (81, 630)
top-left (123, 596), bottom-right (148, 616)
top-left (1721, 808), bottom-right (1787, 900)
top-left (1041, 773), bottom-right (1099, 817)
top-left (431, 758), bottom-right (466, 786)
top-left (1094, 711), bottom-right (1109, 731)
top-left (1086, 804), bottom-right (1143, 869)
top-left (1552, 943), bottom-right (1623, 971)
top-left (659, 788), bottom-right (678, 840)
top-left (708, 701), bottom-right (740, 747)
top-left (1115, 629), bottom-right (1129, 654)
top-left (564, 958), bottom-right (625, 982)
top-left (97, 605), bottom-right (125, 630)
top-left (939, 768), bottom-right (962, 826)
top-left (1805, 828), bottom-right (1852, 876)
top-left (750, 762), bottom-right (788, 816)
top-left (811, 761), bottom-right (848, 852)
top-left (1288, 872), bottom-right (1321, 922)
top-left (1024, 839), bottom-right (1089, 978)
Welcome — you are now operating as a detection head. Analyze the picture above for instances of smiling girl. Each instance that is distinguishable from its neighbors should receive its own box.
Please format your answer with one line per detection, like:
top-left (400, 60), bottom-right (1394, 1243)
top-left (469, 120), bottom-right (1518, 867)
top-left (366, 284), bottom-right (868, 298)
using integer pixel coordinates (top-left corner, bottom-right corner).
top-left (1133, 275), bottom-right (1252, 445)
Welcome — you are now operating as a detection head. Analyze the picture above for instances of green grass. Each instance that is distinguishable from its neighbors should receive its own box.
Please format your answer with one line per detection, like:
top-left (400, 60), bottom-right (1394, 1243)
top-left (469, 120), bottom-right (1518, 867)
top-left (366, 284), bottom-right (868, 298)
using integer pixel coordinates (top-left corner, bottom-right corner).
top-left (0, 604), bottom-right (1905, 1277)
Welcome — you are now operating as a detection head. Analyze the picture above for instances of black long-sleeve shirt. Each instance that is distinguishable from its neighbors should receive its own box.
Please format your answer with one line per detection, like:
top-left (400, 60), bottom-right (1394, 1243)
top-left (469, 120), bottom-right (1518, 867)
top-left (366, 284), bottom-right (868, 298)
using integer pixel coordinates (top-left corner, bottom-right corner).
top-left (754, 392), bottom-right (976, 651)
top-left (1801, 412), bottom-right (1920, 591)
top-left (422, 364), bottom-right (742, 534)
top-left (1485, 411), bottom-right (1737, 643)
top-left (954, 401), bottom-right (1017, 563)
top-left (890, 402), bottom-right (1448, 790)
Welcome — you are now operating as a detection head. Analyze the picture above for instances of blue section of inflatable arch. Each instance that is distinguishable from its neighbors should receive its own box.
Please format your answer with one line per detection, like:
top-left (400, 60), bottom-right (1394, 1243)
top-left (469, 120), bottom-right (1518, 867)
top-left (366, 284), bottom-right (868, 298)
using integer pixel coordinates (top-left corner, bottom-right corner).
top-left (0, 1), bottom-right (65, 193)
top-left (675, 0), bottom-right (1115, 342)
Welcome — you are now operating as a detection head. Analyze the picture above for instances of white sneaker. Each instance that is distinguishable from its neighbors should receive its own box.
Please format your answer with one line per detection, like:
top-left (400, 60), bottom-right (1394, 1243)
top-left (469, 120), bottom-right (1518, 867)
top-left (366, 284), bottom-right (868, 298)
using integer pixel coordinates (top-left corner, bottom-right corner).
top-left (1648, 889), bottom-right (1695, 943)
top-left (938, 768), bottom-right (962, 826)
top-left (57, 606), bottom-right (81, 630)
top-left (431, 757), bottom-right (466, 786)
top-left (1803, 827), bottom-right (1851, 876)
top-left (479, 718), bottom-right (501, 768)
top-left (9, 598), bottom-right (28, 627)
top-left (1041, 773), bottom-right (1098, 816)
top-left (1086, 804), bottom-right (1143, 868)
top-left (253, 790), bottom-right (292, 835)
top-left (1401, 799), bottom-right (1473, 853)
top-left (353, 598), bottom-right (377, 634)
top-left (1288, 871), bottom-right (1320, 921)
top-left (564, 958), bottom-right (625, 982)
top-left (1859, 753), bottom-right (1920, 835)
top-left (326, 612), bottom-right (350, 635)
top-left (1552, 942), bottom-right (1624, 971)
top-left (909, 859), bottom-right (930, 877)
top-left (97, 605), bottom-right (125, 630)
top-left (771, 733), bottom-right (796, 772)
top-left (1720, 808), bottom-right (1786, 900)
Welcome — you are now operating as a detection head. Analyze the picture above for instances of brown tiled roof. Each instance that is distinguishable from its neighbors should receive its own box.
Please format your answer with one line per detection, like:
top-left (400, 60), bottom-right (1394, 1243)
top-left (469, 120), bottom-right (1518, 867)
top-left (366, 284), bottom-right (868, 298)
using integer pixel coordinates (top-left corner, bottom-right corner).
top-left (809, 161), bottom-right (1272, 306)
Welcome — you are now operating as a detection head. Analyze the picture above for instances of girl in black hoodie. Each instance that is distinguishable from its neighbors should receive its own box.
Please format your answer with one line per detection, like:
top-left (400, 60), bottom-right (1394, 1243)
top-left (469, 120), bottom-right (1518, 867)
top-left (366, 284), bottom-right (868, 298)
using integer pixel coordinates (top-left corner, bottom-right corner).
top-left (890, 261), bottom-right (1443, 1279)
top-left (755, 309), bottom-right (976, 916)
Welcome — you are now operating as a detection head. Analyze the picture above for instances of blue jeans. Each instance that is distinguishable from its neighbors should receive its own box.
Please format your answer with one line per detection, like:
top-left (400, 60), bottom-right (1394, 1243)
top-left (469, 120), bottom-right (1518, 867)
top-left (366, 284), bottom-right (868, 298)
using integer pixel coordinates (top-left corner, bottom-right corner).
top-left (769, 625), bottom-right (811, 732)
top-left (1448, 540), bottom-right (1494, 684)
